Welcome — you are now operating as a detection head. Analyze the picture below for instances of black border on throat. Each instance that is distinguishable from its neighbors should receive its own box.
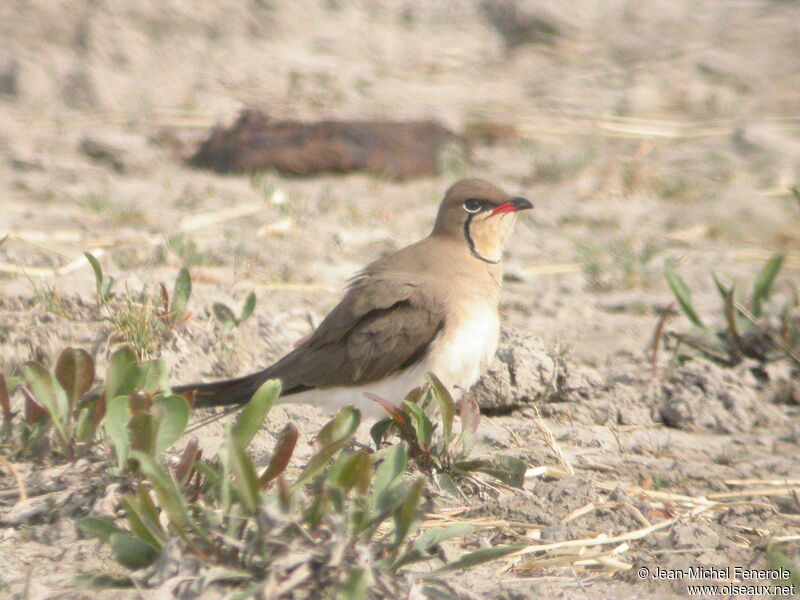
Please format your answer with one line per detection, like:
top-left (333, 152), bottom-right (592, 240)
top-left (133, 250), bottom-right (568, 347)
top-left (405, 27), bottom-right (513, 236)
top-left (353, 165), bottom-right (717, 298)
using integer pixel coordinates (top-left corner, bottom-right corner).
top-left (463, 213), bottom-right (501, 265)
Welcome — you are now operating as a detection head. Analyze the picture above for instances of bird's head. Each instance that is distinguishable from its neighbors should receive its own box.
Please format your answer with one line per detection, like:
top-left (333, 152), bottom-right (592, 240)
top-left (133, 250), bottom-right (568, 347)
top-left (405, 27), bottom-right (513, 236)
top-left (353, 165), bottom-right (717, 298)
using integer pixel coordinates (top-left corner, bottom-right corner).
top-left (432, 178), bottom-right (533, 264)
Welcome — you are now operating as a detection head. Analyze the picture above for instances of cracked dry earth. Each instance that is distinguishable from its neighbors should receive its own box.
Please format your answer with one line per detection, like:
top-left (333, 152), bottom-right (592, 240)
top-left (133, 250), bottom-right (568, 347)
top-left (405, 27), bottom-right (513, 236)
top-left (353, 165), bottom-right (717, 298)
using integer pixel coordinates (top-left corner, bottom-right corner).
top-left (2, 0), bottom-right (800, 598)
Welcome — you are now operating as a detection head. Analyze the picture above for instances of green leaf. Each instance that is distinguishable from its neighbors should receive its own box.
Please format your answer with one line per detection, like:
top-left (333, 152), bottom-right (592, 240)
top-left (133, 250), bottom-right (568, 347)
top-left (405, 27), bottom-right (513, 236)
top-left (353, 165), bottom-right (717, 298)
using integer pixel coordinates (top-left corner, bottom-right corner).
top-left (419, 586), bottom-right (456, 600)
top-left (435, 472), bottom-right (460, 498)
top-left (752, 254), bottom-right (784, 318)
top-left (110, 532), bottom-right (159, 569)
top-left (171, 267), bottom-right (192, 321)
top-left (352, 451), bottom-right (373, 495)
top-left (192, 567), bottom-right (252, 588)
top-left (3, 375), bottom-right (21, 395)
top-left (72, 573), bottom-right (134, 589)
top-left (304, 483), bottom-right (329, 529)
top-left (373, 443), bottom-right (407, 498)
top-left (137, 359), bottom-right (169, 394)
top-left (711, 271), bottom-right (731, 302)
top-left (664, 262), bottom-right (704, 328)
top-left (403, 386), bottom-right (428, 406)
top-left (428, 541), bottom-right (528, 576)
top-left (403, 401), bottom-right (432, 447)
top-left (129, 451), bottom-right (194, 534)
top-left (153, 394), bottom-right (190, 455)
top-left (373, 480), bottom-right (410, 526)
top-left (79, 517), bottom-right (127, 542)
top-left (393, 478), bottom-right (425, 549)
top-left (765, 539), bottom-right (800, 587)
top-left (454, 456), bottom-right (527, 487)
top-left (122, 494), bottom-right (165, 548)
top-left (22, 361), bottom-right (68, 424)
top-left (338, 568), bottom-right (367, 600)
top-left (74, 399), bottom-right (99, 443)
top-left (392, 523), bottom-right (473, 570)
top-left (370, 418), bottom-right (394, 447)
top-left (100, 277), bottom-right (115, 300)
top-left (105, 395), bottom-right (132, 467)
top-left (240, 292), bottom-right (257, 323)
top-left (413, 522), bottom-right (473, 552)
top-left (316, 404), bottom-right (361, 448)
top-left (213, 302), bottom-right (237, 331)
top-left (193, 460), bottom-right (219, 487)
top-left (122, 498), bottom-right (163, 548)
top-left (228, 438), bottom-right (261, 513)
top-left (106, 347), bottom-right (140, 400)
top-left (54, 347), bottom-right (95, 411)
top-left (292, 407), bottom-right (360, 490)
top-left (678, 328), bottom-right (731, 362)
top-left (260, 423), bottom-right (298, 488)
top-left (326, 450), bottom-right (370, 493)
top-left (232, 379), bottom-right (281, 449)
top-left (123, 511), bottom-right (160, 551)
top-left (426, 372), bottom-right (455, 451)
top-left (85, 252), bottom-right (115, 301)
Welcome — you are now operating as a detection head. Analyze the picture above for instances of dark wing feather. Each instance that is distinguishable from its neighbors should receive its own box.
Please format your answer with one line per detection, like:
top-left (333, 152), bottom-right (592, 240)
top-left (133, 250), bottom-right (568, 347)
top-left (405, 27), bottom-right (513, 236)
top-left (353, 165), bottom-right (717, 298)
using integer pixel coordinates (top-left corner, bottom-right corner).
top-left (265, 274), bottom-right (444, 392)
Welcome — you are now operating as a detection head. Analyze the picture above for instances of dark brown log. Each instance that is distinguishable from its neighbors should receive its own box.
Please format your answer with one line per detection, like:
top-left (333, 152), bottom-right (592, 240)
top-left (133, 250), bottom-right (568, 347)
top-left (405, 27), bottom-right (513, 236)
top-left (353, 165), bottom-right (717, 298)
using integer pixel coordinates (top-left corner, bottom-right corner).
top-left (188, 109), bottom-right (459, 179)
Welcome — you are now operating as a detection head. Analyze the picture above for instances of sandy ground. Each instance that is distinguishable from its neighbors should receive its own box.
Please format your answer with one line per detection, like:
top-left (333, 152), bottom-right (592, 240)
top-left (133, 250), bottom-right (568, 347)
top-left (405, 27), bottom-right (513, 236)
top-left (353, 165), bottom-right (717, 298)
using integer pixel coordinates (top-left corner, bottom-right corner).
top-left (1, 1), bottom-right (799, 598)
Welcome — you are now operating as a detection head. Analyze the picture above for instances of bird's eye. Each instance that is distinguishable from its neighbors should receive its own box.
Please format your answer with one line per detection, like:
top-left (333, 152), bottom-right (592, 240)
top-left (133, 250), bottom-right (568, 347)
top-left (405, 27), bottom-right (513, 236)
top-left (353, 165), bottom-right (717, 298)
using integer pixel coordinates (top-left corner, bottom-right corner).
top-left (463, 199), bottom-right (483, 213)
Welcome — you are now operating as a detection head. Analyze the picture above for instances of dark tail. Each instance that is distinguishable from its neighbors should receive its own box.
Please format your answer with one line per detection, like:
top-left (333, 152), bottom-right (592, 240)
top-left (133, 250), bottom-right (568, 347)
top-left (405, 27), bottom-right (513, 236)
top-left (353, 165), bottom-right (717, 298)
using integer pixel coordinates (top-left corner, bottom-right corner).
top-left (173, 371), bottom-right (270, 408)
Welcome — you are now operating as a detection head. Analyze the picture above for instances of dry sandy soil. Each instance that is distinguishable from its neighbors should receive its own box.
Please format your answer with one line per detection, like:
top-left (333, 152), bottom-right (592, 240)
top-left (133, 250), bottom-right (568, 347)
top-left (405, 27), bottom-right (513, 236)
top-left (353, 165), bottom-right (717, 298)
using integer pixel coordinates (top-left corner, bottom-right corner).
top-left (1, 1), bottom-right (799, 598)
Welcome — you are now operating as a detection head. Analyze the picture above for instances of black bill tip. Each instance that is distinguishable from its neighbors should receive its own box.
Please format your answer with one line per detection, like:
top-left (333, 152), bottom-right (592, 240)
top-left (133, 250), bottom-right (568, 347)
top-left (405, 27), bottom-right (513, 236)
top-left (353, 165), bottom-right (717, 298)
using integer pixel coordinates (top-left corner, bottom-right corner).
top-left (511, 197), bottom-right (533, 211)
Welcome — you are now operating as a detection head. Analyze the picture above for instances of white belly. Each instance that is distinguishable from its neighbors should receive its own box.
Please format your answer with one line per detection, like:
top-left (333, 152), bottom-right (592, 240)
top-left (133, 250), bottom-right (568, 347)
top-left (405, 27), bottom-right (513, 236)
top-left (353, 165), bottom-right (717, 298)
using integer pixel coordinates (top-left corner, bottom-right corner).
top-left (286, 362), bottom-right (429, 418)
top-left (286, 304), bottom-right (500, 418)
top-left (425, 303), bottom-right (500, 392)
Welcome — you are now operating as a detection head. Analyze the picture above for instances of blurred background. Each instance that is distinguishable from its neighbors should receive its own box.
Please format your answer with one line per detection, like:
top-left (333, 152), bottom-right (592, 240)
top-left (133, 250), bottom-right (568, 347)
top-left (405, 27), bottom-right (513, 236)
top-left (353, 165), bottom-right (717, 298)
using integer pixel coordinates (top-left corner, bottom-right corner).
top-left (1, 6), bottom-right (800, 596)
top-left (1, 0), bottom-right (799, 372)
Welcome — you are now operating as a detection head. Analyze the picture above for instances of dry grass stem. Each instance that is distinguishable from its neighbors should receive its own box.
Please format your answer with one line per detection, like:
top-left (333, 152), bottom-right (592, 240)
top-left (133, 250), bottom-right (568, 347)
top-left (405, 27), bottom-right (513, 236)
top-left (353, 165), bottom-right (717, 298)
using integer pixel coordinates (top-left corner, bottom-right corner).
top-left (0, 455), bottom-right (28, 502)
top-left (0, 248), bottom-right (106, 278)
top-left (725, 479), bottom-right (800, 487)
top-left (524, 262), bottom-right (582, 276)
top-left (529, 403), bottom-right (574, 476)
top-left (707, 487), bottom-right (800, 500)
top-left (179, 202), bottom-right (267, 233)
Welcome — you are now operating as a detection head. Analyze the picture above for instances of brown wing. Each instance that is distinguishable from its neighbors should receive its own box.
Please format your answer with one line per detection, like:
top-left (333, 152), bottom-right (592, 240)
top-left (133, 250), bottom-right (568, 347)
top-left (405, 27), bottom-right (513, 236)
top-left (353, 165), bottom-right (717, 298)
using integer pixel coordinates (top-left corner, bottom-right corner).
top-left (262, 274), bottom-right (444, 393)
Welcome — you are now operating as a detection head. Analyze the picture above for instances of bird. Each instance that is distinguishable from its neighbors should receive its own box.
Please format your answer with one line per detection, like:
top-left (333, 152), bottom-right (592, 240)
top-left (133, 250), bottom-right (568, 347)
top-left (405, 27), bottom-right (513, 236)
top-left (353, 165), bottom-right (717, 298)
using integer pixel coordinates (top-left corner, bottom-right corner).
top-left (174, 178), bottom-right (532, 416)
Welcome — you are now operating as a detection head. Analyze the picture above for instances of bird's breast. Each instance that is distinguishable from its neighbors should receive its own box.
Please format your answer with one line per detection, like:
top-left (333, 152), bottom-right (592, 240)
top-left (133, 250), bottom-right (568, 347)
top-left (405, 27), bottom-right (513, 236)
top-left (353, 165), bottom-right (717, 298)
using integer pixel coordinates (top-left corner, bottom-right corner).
top-left (426, 301), bottom-right (500, 392)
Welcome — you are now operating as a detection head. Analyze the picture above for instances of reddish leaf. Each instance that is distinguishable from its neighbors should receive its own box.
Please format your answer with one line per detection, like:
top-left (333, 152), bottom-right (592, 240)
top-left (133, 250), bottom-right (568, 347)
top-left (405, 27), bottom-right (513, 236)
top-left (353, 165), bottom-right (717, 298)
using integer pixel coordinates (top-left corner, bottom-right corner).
top-left (260, 423), bottom-right (298, 488)
top-left (174, 437), bottom-right (200, 486)
top-left (90, 394), bottom-right (106, 432)
top-left (0, 374), bottom-right (11, 429)
top-left (159, 283), bottom-right (170, 314)
top-left (55, 347), bottom-right (95, 411)
top-left (129, 389), bottom-right (152, 415)
top-left (276, 474), bottom-right (291, 510)
top-left (21, 386), bottom-right (48, 424)
top-left (364, 393), bottom-right (406, 426)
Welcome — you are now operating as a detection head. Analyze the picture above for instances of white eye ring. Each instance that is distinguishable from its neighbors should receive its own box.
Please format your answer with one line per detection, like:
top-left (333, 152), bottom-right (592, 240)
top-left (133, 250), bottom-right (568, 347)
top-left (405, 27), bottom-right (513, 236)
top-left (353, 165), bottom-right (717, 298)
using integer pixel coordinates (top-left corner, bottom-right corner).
top-left (463, 199), bottom-right (483, 213)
